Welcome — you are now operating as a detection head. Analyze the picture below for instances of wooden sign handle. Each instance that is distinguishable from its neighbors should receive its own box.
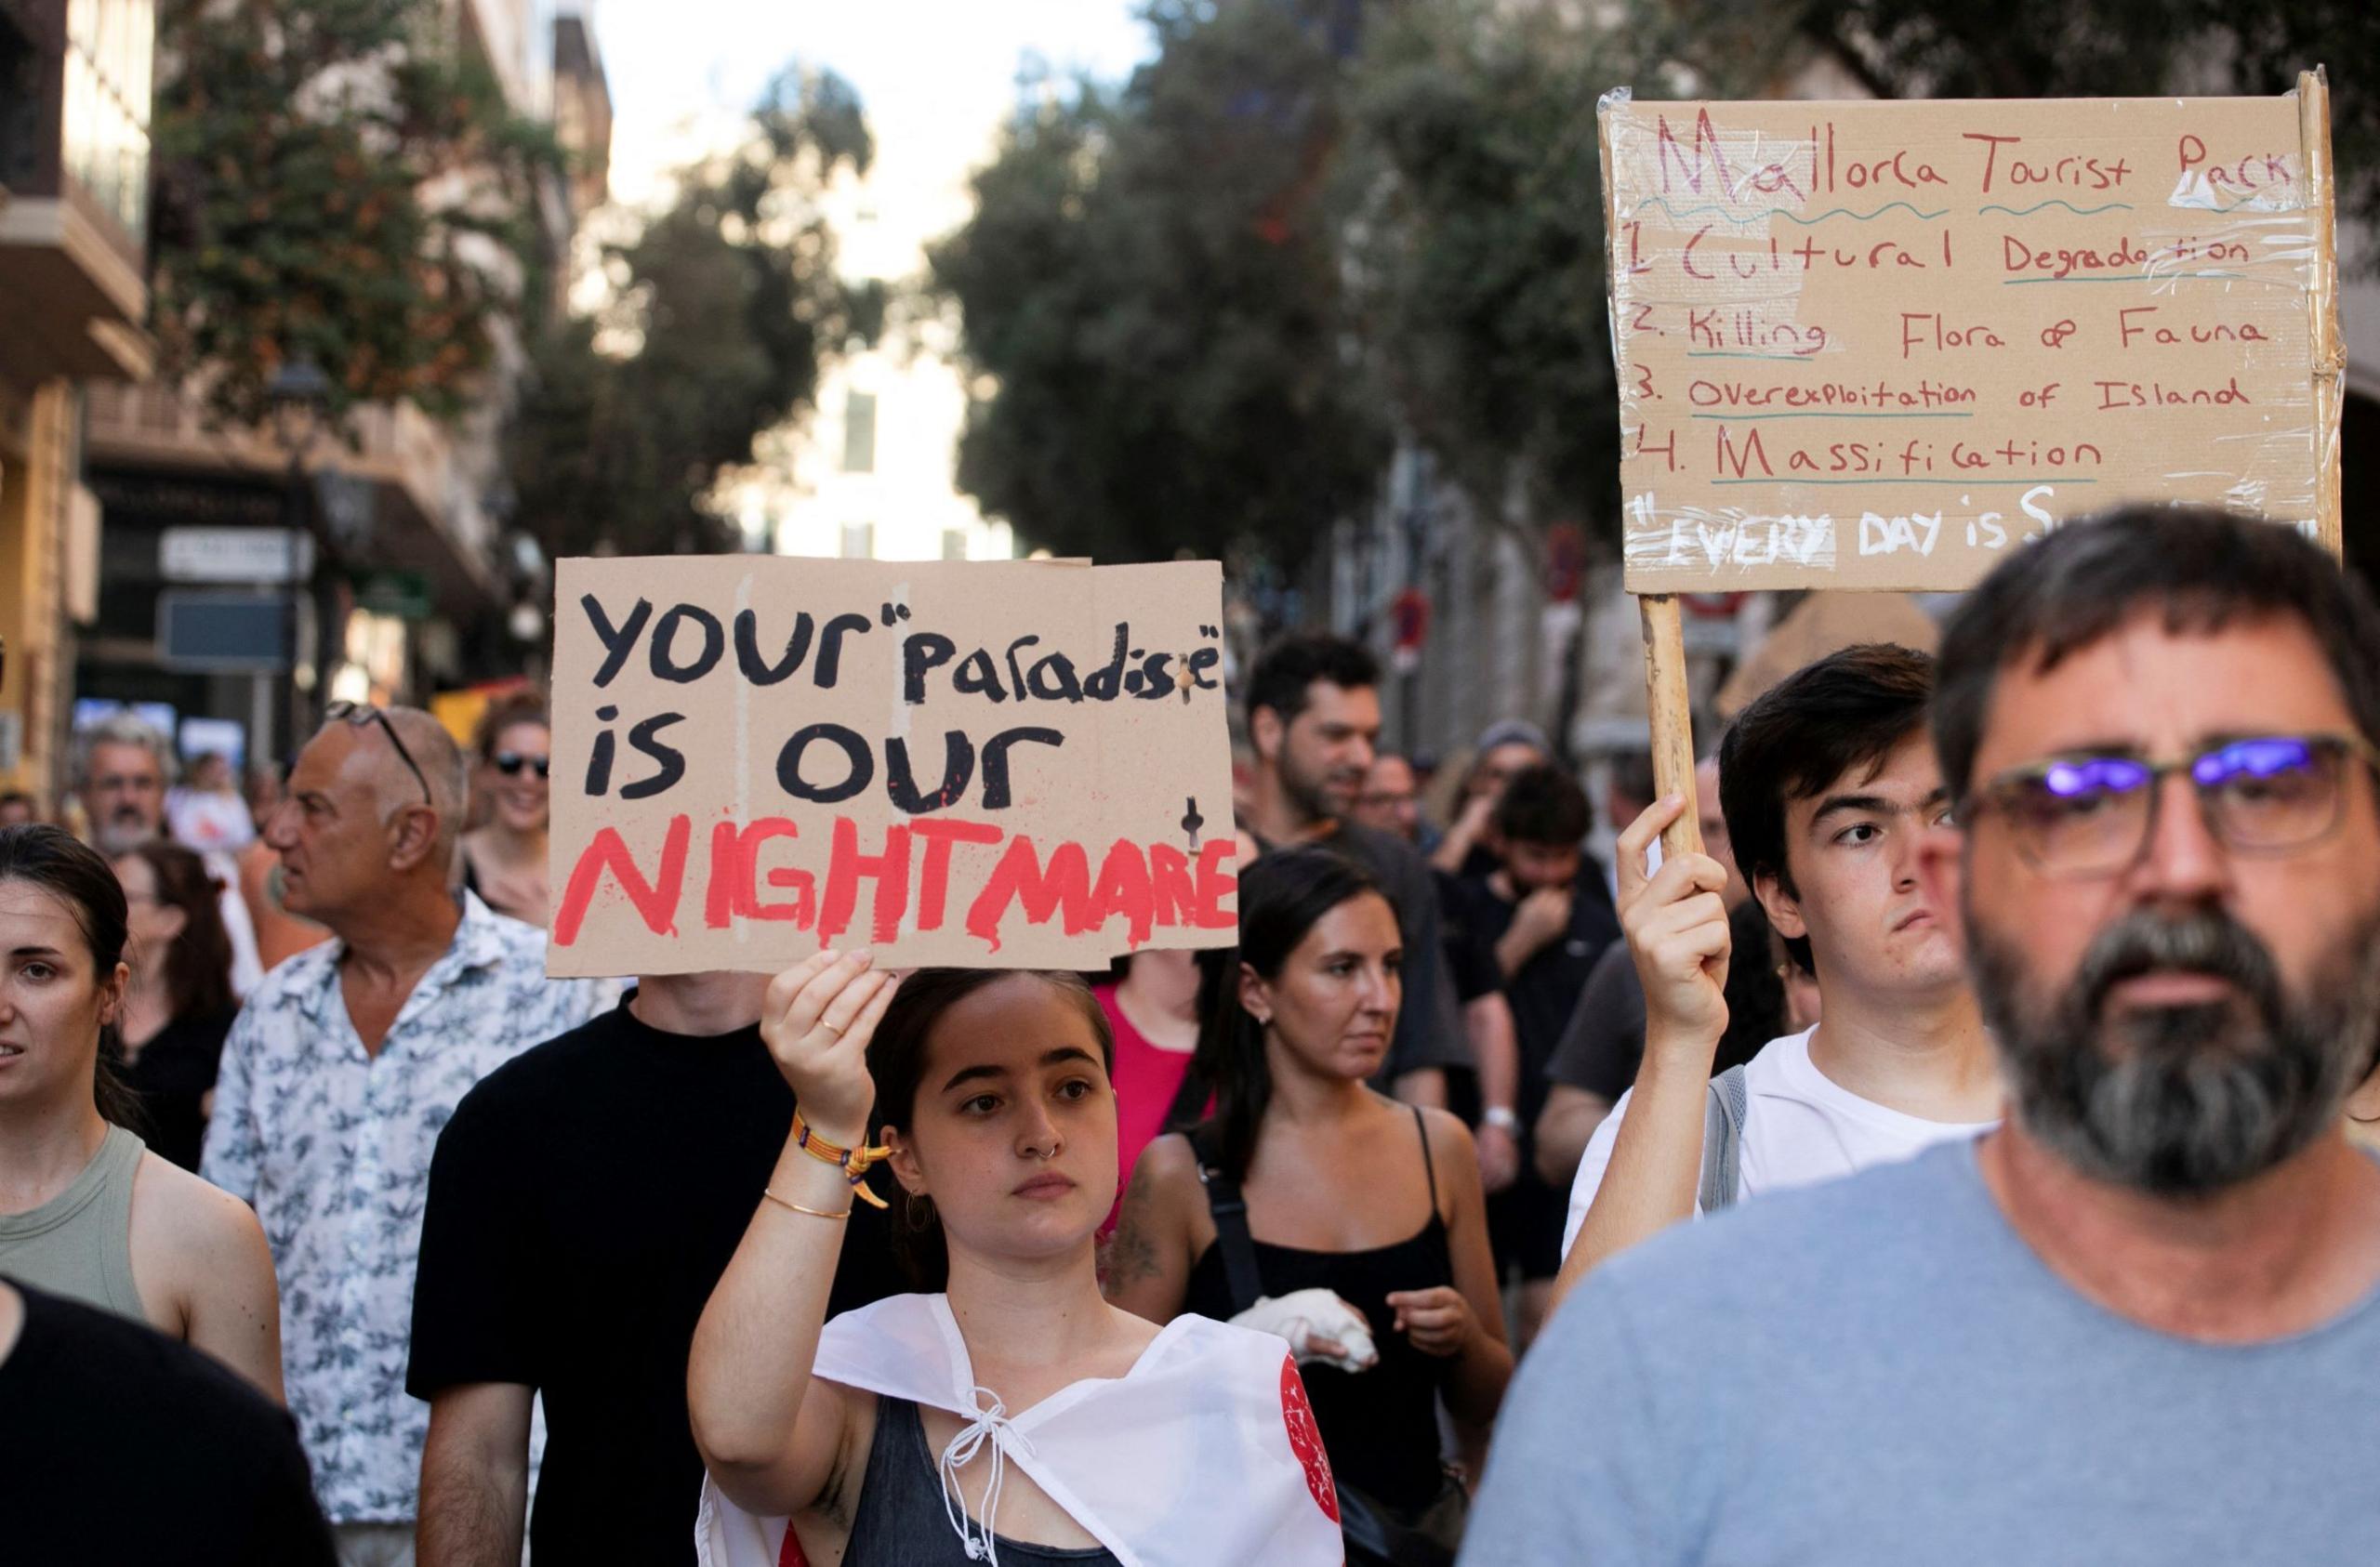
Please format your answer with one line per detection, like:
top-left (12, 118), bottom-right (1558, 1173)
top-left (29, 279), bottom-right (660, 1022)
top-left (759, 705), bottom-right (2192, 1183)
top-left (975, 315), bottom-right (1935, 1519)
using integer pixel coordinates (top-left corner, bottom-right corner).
top-left (1637, 594), bottom-right (1704, 860)
top-left (2297, 66), bottom-right (2344, 560)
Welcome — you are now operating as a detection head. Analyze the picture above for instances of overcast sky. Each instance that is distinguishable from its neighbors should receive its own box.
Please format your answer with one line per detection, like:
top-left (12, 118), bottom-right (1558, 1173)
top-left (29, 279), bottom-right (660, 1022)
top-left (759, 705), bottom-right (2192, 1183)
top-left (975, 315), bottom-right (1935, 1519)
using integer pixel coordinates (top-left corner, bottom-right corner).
top-left (597, 1), bottom-right (1155, 266)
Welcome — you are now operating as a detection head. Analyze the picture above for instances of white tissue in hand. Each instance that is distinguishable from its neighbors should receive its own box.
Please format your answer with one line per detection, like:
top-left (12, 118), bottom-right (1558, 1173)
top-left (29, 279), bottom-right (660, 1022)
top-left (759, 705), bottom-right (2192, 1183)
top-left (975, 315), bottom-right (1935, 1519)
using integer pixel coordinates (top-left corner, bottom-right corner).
top-left (1228, 1288), bottom-right (1378, 1373)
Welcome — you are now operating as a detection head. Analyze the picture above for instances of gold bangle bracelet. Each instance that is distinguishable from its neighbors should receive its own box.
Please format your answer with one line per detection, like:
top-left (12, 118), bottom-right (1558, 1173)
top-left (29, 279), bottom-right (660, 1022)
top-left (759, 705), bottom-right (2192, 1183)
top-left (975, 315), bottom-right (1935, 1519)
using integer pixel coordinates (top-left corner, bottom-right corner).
top-left (761, 1187), bottom-right (853, 1221)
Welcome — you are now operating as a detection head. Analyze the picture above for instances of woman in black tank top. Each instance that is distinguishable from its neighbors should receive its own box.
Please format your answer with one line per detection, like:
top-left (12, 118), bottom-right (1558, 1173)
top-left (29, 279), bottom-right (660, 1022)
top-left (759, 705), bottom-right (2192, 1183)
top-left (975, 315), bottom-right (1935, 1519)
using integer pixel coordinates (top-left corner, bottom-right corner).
top-left (1106, 849), bottom-right (1513, 1558)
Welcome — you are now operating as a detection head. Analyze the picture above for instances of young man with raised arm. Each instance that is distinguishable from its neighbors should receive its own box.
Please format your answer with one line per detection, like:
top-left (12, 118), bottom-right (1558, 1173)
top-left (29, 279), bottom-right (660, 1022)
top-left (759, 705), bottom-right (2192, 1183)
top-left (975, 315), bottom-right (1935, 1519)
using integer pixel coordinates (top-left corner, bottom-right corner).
top-left (1555, 644), bottom-right (2001, 1294)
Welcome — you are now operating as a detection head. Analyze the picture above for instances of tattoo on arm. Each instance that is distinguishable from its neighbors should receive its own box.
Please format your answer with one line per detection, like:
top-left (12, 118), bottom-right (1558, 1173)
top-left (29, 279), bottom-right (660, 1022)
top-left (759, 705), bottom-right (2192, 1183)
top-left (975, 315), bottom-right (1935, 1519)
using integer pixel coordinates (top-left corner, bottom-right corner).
top-left (1103, 1175), bottom-right (1170, 1296)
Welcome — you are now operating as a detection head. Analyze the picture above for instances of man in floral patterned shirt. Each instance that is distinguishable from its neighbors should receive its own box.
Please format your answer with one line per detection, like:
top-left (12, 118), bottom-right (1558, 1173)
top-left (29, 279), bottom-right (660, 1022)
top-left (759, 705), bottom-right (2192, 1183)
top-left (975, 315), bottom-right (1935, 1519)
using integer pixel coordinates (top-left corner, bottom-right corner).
top-left (202, 704), bottom-right (601, 1567)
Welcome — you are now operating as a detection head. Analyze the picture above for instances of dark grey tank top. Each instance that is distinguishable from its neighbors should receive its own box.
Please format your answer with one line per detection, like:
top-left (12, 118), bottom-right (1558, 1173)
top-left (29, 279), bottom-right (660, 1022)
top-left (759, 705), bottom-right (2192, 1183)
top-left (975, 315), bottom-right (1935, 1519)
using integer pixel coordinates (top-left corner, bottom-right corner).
top-left (842, 1396), bottom-right (1122, 1566)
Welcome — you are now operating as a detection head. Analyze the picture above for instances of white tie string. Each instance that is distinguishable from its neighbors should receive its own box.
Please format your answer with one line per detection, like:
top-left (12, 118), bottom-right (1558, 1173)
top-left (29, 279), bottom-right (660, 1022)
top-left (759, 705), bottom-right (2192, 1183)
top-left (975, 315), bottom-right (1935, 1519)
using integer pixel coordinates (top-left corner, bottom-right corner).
top-left (937, 1386), bottom-right (1037, 1565)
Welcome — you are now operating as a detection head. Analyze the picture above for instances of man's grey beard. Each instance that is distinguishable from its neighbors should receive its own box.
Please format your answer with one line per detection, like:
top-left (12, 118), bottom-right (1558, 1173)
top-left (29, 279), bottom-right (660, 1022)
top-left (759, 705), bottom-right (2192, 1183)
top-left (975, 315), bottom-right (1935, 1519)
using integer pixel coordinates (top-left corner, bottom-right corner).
top-left (91, 812), bottom-right (158, 856)
top-left (1967, 901), bottom-right (2380, 1198)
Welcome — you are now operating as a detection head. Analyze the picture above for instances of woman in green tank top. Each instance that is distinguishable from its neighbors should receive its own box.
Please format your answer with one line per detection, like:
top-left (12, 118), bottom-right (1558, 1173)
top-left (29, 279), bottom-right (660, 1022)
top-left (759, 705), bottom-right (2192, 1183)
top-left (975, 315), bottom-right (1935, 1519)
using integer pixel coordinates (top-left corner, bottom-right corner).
top-left (0, 825), bottom-right (284, 1400)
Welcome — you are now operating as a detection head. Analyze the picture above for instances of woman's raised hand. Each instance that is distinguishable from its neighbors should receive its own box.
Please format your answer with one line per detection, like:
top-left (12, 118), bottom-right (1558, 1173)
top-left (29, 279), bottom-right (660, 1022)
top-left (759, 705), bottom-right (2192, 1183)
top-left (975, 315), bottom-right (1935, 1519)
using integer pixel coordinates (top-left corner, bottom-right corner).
top-left (760, 950), bottom-right (900, 1143)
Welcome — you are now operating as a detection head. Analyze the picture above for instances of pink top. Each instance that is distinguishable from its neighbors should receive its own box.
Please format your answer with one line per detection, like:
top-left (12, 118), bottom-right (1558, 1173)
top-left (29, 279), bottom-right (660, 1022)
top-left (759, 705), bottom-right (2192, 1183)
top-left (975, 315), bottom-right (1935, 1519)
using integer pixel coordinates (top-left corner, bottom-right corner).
top-left (1097, 983), bottom-right (1197, 1233)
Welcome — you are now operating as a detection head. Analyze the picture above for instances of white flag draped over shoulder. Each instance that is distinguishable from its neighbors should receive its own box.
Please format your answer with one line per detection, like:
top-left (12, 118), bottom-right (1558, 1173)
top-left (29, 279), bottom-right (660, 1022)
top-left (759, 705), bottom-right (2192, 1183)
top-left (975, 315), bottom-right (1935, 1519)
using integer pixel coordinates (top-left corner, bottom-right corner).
top-left (695, 1293), bottom-right (1344, 1567)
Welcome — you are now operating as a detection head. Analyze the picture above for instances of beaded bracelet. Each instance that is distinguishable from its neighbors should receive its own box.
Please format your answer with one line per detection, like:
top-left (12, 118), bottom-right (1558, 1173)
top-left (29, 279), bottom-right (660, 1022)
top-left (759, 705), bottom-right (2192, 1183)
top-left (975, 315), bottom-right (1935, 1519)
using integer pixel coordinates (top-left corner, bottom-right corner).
top-left (792, 1109), bottom-right (892, 1209)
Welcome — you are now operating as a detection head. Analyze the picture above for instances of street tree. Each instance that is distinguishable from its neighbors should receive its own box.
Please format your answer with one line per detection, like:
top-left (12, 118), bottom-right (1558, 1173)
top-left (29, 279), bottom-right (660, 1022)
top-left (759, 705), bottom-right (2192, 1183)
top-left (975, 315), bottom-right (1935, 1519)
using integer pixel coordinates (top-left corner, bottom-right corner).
top-left (149, 0), bottom-right (560, 427)
top-left (509, 67), bottom-right (880, 558)
top-left (929, 0), bottom-right (1388, 568)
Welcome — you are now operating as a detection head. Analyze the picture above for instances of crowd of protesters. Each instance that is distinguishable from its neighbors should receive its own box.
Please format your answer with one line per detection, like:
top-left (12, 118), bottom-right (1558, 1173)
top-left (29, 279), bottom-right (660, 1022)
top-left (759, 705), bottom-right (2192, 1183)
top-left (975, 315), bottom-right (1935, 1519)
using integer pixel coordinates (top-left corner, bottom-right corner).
top-left (3, 506), bottom-right (2380, 1563)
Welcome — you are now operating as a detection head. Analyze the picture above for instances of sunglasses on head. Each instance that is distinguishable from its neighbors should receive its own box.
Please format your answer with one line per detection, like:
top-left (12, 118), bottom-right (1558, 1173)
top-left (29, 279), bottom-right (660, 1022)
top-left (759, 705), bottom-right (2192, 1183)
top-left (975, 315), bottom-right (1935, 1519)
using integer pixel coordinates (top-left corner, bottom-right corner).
top-left (492, 751), bottom-right (549, 780)
top-left (324, 701), bottom-right (433, 807)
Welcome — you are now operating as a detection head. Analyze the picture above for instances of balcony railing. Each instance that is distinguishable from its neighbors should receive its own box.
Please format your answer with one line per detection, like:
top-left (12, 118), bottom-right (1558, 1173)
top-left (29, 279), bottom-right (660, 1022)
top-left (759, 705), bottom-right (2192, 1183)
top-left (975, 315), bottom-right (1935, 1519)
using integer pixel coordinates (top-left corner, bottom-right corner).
top-left (85, 380), bottom-right (469, 546)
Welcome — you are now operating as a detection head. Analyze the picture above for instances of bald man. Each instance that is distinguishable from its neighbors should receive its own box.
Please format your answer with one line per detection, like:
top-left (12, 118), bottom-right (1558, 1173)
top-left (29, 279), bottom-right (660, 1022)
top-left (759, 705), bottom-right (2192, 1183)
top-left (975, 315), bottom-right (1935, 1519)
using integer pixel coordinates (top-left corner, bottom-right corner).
top-left (201, 705), bottom-right (603, 1566)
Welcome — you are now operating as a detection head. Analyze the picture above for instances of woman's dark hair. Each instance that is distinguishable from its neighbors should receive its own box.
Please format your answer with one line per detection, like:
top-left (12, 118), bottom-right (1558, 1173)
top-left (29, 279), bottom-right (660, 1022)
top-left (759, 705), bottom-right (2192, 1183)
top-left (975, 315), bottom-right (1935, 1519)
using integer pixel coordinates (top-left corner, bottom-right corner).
top-left (1718, 642), bottom-right (1934, 975)
top-left (865, 967), bottom-right (1114, 1289)
top-left (471, 691), bottom-right (549, 761)
top-left (1175, 847), bottom-right (1392, 1184)
top-left (0, 824), bottom-right (142, 1129)
top-left (121, 840), bottom-right (236, 1023)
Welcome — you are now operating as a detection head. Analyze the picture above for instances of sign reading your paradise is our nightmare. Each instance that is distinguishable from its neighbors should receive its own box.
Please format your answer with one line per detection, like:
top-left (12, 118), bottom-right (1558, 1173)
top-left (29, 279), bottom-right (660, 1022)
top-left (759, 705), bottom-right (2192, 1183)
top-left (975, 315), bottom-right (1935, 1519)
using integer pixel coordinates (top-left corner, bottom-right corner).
top-left (545, 557), bottom-right (1239, 977)
top-left (1601, 88), bottom-right (2340, 592)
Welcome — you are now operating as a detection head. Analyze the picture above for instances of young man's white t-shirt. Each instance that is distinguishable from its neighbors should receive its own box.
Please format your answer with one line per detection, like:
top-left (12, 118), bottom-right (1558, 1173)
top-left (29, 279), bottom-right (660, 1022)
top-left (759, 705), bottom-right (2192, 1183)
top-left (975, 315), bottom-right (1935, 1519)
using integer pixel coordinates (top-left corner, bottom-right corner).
top-left (1560, 1026), bottom-right (1998, 1256)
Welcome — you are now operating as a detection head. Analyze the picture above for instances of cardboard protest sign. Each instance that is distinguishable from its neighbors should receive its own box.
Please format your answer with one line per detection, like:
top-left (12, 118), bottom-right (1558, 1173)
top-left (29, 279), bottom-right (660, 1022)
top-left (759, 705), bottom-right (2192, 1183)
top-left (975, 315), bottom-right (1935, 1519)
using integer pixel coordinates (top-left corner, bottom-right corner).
top-left (1600, 83), bottom-right (2342, 593)
top-left (546, 557), bottom-right (1239, 977)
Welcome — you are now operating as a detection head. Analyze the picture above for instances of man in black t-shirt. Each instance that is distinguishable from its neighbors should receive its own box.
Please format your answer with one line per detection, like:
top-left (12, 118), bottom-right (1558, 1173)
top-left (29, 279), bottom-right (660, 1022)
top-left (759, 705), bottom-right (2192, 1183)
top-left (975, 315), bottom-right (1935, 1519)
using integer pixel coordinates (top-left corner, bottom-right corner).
top-left (408, 974), bottom-right (904, 1565)
top-left (0, 1278), bottom-right (335, 1563)
top-left (1443, 763), bottom-right (1621, 1343)
top-left (1240, 634), bottom-right (1469, 1102)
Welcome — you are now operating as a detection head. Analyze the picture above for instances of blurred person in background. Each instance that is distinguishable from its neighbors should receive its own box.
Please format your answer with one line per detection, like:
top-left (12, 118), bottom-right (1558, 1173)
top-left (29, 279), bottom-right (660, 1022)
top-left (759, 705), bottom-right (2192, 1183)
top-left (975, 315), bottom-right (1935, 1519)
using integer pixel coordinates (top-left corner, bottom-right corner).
top-left (0, 792), bottom-right (36, 827)
top-left (1441, 763), bottom-right (1620, 1345)
top-left (169, 751), bottom-right (257, 853)
top-left (76, 715), bottom-right (263, 996)
top-left (111, 841), bottom-right (241, 1172)
top-left (0, 825), bottom-right (282, 1397)
top-left (246, 763), bottom-right (287, 836)
top-left (1097, 947), bottom-right (1201, 1233)
top-left (1355, 754), bottom-right (1431, 849)
top-left (1598, 752), bottom-right (1659, 902)
top-left (1534, 756), bottom-right (1771, 1186)
top-left (1430, 722), bottom-right (1548, 880)
top-left (458, 696), bottom-right (550, 927)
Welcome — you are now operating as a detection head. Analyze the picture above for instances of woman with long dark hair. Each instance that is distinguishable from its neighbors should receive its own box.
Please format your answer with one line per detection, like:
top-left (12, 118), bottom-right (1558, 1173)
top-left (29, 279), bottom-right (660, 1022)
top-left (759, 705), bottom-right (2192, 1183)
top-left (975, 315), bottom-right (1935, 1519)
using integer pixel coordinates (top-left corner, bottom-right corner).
top-left (0, 825), bottom-right (282, 1396)
top-left (111, 840), bottom-right (241, 1171)
top-left (690, 954), bottom-right (1343, 1567)
top-left (1106, 849), bottom-right (1512, 1565)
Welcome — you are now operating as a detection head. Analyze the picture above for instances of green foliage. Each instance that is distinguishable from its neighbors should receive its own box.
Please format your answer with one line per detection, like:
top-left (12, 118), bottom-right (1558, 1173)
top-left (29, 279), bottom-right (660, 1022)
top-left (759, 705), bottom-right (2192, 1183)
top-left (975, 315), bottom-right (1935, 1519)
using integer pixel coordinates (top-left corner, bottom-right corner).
top-left (942, 0), bottom-right (2371, 567)
top-left (508, 67), bottom-right (877, 558)
top-left (928, 1), bottom-right (1389, 568)
top-left (150, 0), bottom-right (562, 426)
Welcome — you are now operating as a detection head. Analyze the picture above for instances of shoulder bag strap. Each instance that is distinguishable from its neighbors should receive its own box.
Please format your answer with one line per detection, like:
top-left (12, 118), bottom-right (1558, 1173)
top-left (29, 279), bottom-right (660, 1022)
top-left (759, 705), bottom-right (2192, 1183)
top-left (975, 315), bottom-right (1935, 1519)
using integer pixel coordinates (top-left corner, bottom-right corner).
top-left (1697, 1065), bottom-right (1752, 1213)
top-left (1188, 1126), bottom-right (1265, 1315)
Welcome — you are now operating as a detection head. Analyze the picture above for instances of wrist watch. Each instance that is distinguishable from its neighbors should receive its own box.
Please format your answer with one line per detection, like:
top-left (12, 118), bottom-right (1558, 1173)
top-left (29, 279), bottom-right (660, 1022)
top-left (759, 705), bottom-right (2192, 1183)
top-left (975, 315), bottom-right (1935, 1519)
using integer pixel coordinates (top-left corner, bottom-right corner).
top-left (1482, 1106), bottom-right (1520, 1133)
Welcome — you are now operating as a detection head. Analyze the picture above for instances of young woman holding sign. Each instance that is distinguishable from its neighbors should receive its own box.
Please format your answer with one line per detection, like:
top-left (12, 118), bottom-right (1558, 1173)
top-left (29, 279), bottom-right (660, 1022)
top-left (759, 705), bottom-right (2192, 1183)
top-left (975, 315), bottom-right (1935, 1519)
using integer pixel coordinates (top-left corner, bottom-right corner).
top-left (1104, 849), bottom-right (1512, 1566)
top-left (688, 953), bottom-right (1343, 1567)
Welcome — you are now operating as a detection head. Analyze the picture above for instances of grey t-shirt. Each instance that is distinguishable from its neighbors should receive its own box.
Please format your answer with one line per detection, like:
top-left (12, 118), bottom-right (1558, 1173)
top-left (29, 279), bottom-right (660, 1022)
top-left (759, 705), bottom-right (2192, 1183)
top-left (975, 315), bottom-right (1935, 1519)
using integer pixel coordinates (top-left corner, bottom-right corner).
top-left (1462, 1140), bottom-right (2380, 1566)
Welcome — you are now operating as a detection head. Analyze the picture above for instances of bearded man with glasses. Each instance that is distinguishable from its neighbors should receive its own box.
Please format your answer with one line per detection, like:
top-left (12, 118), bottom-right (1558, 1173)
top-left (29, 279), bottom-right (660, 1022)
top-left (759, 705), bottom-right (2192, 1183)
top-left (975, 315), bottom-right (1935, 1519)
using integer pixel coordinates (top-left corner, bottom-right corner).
top-left (202, 703), bottom-right (603, 1566)
top-left (1463, 506), bottom-right (2380, 1567)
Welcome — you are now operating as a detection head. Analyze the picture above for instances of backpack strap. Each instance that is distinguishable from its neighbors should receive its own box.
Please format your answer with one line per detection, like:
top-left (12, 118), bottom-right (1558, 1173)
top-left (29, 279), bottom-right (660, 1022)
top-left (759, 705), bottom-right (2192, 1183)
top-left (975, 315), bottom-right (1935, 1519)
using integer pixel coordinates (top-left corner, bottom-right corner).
top-left (1696, 1065), bottom-right (1751, 1213)
top-left (1188, 1126), bottom-right (1265, 1315)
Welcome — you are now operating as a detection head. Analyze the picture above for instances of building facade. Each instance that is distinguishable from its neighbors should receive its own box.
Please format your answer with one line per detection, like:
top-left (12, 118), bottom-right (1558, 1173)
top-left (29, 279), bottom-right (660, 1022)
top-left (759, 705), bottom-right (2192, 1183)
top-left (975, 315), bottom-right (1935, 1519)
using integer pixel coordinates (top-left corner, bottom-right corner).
top-left (0, 0), bottom-right (153, 805)
top-left (72, 0), bottom-right (610, 775)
